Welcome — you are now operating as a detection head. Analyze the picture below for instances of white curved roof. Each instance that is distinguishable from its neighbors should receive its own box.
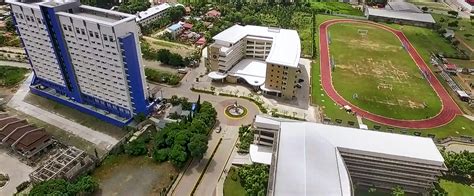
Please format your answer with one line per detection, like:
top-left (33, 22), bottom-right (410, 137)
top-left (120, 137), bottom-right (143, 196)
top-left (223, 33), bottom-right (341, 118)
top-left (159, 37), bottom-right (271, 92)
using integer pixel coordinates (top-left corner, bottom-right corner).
top-left (255, 115), bottom-right (445, 196)
top-left (229, 59), bottom-right (267, 86)
top-left (212, 25), bottom-right (301, 68)
top-left (207, 71), bottom-right (227, 80)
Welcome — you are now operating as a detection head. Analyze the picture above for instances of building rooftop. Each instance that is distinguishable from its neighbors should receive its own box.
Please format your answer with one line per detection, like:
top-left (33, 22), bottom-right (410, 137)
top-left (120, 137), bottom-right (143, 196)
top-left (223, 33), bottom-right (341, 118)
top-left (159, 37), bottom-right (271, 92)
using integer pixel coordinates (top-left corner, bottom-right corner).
top-left (228, 59), bottom-right (267, 87)
top-left (8, 0), bottom-right (135, 25)
top-left (137, 3), bottom-right (170, 21)
top-left (212, 25), bottom-right (301, 68)
top-left (386, 2), bottom-right (422, 13)
top-left (367, 8), bottom-right (435, 24)
top-left (167, 22), bottom-right (182, 31)
top-left (255, 115), bottom-right (445, 196)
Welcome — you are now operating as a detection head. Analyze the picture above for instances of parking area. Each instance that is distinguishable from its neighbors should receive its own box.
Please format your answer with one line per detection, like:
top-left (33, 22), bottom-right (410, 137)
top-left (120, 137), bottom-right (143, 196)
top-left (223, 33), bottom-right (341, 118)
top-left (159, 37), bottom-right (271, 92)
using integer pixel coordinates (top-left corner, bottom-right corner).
top-left (0, 150), bottom-right (34, 196)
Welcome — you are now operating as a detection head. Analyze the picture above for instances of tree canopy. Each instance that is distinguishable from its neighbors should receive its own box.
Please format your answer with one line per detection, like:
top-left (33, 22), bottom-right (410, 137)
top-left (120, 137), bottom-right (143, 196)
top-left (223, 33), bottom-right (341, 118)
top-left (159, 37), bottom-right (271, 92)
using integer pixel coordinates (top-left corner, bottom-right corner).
top-left (152, 100), bottom-right (216, 167)
top-left (441, 150), bottom-right (474, 181)
top-left (238, 164), bottom-right (269, 196)
top-left (29, 175), bottom-right (98, 196)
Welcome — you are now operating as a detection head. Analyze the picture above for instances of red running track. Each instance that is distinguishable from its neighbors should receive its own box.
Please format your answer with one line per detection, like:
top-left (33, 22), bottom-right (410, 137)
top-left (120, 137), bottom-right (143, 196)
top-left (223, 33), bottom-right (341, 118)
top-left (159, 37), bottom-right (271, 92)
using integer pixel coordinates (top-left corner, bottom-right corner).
top-left (319, 19), bottom-right (462, 129)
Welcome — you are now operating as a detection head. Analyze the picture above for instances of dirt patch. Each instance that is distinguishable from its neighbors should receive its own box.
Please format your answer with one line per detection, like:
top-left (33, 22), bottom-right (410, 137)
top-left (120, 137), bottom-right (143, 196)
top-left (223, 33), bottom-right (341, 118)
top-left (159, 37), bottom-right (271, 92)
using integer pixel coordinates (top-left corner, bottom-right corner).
top-left (93, 155), bottom-right (178, 196)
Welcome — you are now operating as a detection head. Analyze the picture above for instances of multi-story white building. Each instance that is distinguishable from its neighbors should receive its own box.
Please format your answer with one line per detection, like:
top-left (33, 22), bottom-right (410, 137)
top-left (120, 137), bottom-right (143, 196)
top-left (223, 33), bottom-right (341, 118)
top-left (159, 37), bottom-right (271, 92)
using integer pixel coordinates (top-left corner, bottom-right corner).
top-left (8, 0), bottom-right (157, 126)
top-left (136, 3), bottom-right (170, 26)
top-left (253, 115), bottom-right (447, 195)
top-left (207, 25), bottom-right (302, 99)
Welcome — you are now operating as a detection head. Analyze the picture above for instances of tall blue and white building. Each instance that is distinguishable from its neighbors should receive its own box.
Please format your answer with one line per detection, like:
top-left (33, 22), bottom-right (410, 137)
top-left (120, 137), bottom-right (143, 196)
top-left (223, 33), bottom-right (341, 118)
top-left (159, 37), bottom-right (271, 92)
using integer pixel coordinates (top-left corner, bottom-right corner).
top-left (8, 0), bottom-right (156, 127)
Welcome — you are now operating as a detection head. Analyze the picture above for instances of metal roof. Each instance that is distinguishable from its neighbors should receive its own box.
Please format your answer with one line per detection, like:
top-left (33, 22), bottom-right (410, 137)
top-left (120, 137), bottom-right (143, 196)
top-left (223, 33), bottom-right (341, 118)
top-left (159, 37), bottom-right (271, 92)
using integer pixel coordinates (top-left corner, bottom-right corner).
top-left (255, 115), bottom-right (445, 196)
top-left (367, 8), bottom-right (436, 24)
top-left (137, 3), bottom-right (171, 21)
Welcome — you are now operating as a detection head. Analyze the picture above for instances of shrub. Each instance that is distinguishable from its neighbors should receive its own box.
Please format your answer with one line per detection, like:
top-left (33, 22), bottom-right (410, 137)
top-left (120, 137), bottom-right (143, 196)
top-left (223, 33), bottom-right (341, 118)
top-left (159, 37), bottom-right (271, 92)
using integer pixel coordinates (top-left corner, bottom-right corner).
top-left (145, 68), bottom-right (181, 85)
top-left (124, 139), bottom-right (148, 156)
top-left (190, 88), bottom-right (214, 95)
top-left (153, 148), bottom-right (170, 162)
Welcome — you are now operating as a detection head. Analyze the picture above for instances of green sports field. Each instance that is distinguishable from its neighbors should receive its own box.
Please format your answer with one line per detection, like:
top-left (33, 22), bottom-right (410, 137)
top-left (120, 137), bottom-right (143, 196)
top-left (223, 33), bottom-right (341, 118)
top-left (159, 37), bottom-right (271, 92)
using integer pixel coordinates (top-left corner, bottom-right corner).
top-left (328, 23), bottom-right (442, 120)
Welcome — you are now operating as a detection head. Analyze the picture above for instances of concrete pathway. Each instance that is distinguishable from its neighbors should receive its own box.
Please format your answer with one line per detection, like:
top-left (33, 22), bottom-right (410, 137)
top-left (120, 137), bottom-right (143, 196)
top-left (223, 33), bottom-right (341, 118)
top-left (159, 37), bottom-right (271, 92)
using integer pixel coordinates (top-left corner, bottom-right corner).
top-left (0, 151), bottom-right (34, 196)
top-left (463, 115), bottom-right (474, 121)
top-left (0, 60), bottom-right (30, 69)
top-left (7, 74), bottom-right (119, 151)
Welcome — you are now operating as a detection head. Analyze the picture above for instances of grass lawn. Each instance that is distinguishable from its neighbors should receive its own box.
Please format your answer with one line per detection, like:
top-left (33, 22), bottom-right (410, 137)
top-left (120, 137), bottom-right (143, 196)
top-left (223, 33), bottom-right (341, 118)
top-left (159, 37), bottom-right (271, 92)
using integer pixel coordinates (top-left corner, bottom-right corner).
top-left (92, 154), bottom-right (178, 196)
top-left (23, 93), bottom-right (126, 139)
top-left (363, 116), bottom-right (474, 139)
top-left (224, 167), bottom-right (246, 196)
top-left (311, 2), bottom-right (364, 16)
top-left (431, 14), bottom-right (474, 49)
top-left (328, 23), bottom-right (442, 120)
top-left (0, 65), bottom-right (29, 87)
top-left (440, 179), bottom-right (474, 196)
top-left (142, 36), bottom-right (197, 58)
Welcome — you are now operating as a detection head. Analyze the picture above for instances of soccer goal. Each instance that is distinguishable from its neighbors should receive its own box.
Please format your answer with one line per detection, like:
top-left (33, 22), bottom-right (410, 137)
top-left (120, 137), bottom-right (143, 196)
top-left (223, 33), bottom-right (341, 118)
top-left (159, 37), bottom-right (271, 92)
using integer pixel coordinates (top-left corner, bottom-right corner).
top-left (358, 29), bottom-right (368, 38)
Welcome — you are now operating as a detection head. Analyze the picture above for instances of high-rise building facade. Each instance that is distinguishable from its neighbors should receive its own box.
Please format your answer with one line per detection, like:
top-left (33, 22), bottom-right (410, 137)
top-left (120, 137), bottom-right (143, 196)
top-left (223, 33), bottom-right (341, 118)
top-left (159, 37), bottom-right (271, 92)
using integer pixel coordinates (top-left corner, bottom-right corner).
top-left (8, 0), bottom-right (156, 126)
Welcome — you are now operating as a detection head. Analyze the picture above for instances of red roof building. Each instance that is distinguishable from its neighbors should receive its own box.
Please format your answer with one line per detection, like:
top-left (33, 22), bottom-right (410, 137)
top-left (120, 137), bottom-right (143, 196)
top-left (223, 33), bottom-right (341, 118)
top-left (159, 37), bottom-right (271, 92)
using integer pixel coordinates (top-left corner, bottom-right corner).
top-left (206, 10), bottom-right (221, 18)
top-left (195, 37), bottom-right (206, 45)
top-left (183, 22), bottom-right (193, 30)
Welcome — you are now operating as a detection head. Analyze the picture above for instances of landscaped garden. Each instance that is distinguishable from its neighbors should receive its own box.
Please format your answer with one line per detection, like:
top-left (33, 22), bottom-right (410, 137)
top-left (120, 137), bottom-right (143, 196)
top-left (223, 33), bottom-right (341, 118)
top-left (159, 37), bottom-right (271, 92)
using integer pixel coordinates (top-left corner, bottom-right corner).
top-left (223, 164), bottom-right (269, 196)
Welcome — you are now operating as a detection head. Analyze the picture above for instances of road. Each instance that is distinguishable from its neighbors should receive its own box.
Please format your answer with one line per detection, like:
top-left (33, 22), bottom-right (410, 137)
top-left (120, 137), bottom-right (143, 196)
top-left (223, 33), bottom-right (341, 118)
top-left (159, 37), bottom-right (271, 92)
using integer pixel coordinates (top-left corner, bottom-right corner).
top-left (7, 74), bottom-right (119, 151)
top-left (319, 19), bottom-right (463, 129)
top-left (194, 125), bottom-right (239, 196)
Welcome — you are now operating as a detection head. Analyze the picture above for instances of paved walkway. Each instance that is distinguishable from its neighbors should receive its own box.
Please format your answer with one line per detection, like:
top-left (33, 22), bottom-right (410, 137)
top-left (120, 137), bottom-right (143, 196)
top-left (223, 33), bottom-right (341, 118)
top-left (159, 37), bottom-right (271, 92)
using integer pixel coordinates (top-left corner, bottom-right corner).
top-left (319, 19), bottom-right (463, 129)
top-left (0, 151), bottom-right (34, 196)
top-left (7, 74), bottom-right (118, 151)
top-left (0, 60), bottom-right (30, 69)
top-left (194, 125), bottom-right (239, 196)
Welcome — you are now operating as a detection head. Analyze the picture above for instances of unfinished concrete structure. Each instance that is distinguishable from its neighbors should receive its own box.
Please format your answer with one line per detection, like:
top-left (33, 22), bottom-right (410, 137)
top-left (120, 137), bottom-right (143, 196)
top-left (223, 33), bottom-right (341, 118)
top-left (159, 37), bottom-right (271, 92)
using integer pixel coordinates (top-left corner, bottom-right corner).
top-left (30, 146), bottom-right (95, 183)
top-left (0, 113), bottom-right (53, 158)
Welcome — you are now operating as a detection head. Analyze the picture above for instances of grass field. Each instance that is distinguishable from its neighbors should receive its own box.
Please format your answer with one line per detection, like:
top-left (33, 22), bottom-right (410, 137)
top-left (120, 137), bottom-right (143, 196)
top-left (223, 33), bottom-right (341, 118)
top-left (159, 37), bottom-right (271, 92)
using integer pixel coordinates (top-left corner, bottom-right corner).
top-left (431, 14), bottom-right (474, 49)
top-left (0, 65), bottom-right (29, 87)
top-left (363, 116), bottom-right (474, 138)
top-left (312, 15), bottom-right (473, 136)
top-left (328, 23), bottom-right (442, 120)
top-left (440, 179), bottom-right (474, 196)
top-left (142, 36), bottom-right (197, 58)
top-left (223, 167), bottom-right (246, 196)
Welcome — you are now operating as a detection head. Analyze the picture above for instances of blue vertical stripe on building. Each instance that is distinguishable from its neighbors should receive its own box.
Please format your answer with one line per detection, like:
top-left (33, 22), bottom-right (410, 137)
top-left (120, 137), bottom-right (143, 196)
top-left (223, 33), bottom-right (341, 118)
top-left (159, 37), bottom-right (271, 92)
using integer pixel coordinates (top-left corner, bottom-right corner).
top-left (39, 5), bottom-right (83, 103)
top-left (119, 33), bottom-right (149, 116)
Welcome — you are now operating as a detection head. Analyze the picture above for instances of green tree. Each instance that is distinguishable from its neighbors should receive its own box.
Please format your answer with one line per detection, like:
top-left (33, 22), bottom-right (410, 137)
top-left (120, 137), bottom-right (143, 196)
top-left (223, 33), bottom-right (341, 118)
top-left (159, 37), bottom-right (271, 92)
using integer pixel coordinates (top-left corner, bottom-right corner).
top-left (169, 144), bottom-right (188, 168)
top-left (448, 20), bottom-right (459, 28)
top-left (157, 49), bottom-right (171, 64)
top-left (72, 175), bottom-right (98, 195)
top-left (30, 175), bottom-right (98, 196)
top-left (238, 164), bottom-right (269, 196)
top-left (118, 0), bottom-right (151, 14)
top-left (441, 150), bottom-right (474, 180)
top-left (5, 17), bottom-right (16, 33)
top-left (168, 53), bottom-right (184, 67)
top-left (153, 147), bottom-right (170, 162)
top-left (168, 6), bottom-right (186, 21)
top-left (124, 139), bottom-right (148, 156)
top-left (188, 134), bottom-right (208, 158)
top-left (421, 7), bottom-right (428, 12)
top-left (391, 186), bottom-right (405, 196)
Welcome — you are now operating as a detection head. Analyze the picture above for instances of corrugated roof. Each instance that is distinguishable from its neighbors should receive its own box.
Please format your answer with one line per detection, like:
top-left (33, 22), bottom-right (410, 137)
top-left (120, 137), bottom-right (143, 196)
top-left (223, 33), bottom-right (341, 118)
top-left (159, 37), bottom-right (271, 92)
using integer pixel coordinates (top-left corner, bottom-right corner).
top-left (367, 8), bottom-right (435, 24)
top-left (386, 2), bottom-right (422, 13)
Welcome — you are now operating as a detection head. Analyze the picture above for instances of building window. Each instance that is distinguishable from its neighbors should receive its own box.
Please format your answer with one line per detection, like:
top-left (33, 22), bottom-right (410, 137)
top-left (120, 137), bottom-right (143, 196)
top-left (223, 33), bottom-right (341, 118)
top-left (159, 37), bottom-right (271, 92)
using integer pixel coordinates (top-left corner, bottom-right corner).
top-left (89, 31), bottom-right (93, 37)
top-left (81, 29), bottom-right (85, 35)
top-left (103, 34), bottom-right (108, 41)
top-left (94, 32), bottom-right (99, 38)
top-left (109, 36), bottom-right (114, 42)
top-left (75, 27), bottom-right (80, 34)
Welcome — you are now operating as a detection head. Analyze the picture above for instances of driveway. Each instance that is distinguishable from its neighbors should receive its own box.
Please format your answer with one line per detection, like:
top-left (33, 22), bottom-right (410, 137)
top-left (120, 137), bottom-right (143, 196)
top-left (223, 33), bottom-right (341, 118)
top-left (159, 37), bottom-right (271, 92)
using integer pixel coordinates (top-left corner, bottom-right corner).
top-left (0, 151), bottom-right (34, 196)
